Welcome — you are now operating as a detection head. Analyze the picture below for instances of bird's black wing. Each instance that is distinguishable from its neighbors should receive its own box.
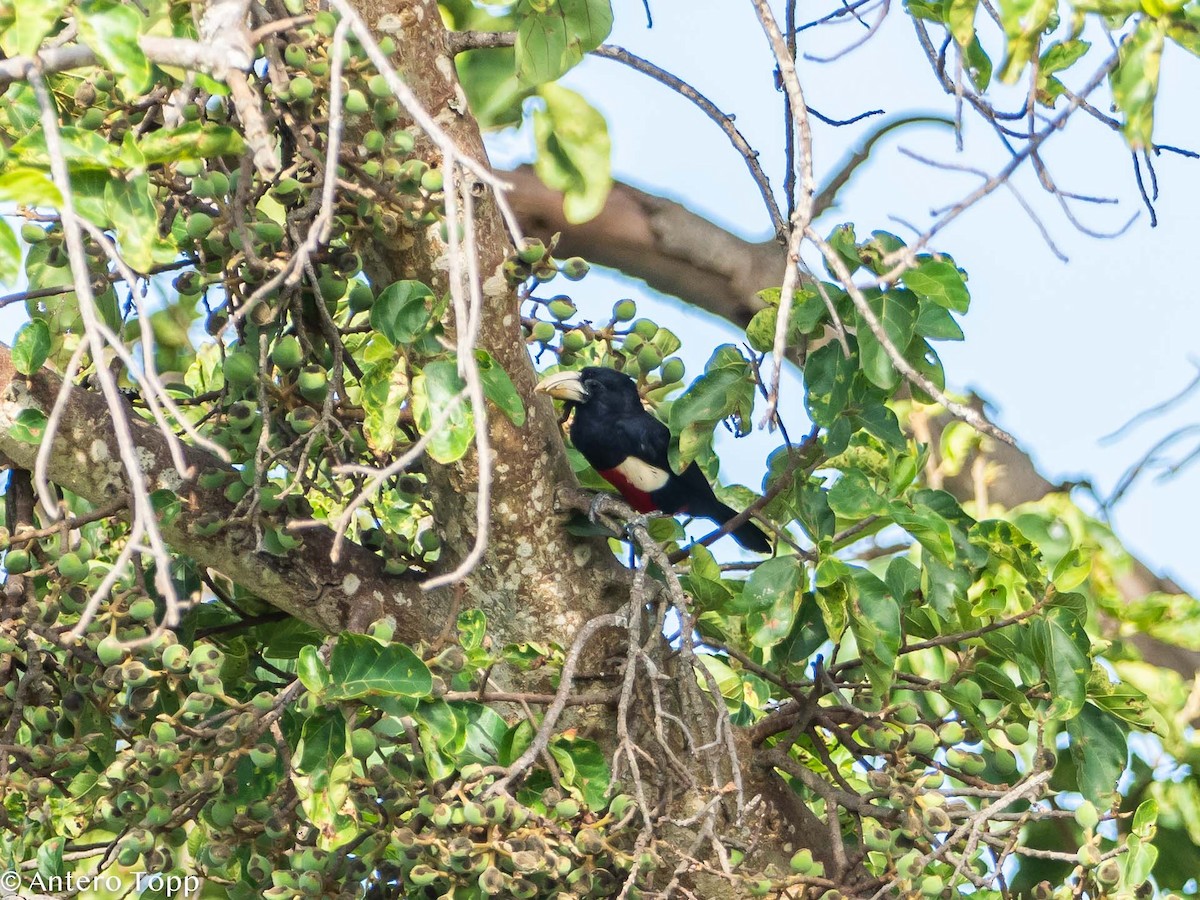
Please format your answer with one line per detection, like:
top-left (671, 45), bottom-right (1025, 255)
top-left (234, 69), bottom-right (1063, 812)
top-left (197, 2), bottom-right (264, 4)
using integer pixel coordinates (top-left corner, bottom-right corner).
top-left (612, 411), bottom-right (673, 470)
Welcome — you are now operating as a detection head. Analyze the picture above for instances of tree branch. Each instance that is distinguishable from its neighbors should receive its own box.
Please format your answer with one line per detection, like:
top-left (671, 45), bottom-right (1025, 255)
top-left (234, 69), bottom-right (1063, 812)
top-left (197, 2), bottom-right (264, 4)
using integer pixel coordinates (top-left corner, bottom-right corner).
top-left (0, 344), bottom-right (455, 644)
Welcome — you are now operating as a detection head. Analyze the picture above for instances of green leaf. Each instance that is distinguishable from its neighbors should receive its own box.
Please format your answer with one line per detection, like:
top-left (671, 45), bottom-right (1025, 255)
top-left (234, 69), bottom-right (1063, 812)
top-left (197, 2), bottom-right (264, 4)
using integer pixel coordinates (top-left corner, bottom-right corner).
top-left (1066, 704), bottom-right (1127, 806)
top-left (297, 644), bottom-right (330, 694)
top-left (946, 0), bottom-right (979, 46)
top-left (36, 836), bottom-right (64, 880)
top-left (849, 569), bottom-right (901, 698)
top-left (105, 174), bottom-right (176, 271)
top-left (76, 0), bottom-right (152, 96)
top-left (360, 359), bottom-right (409, 454)
top-left (997, 0), bottom-right (1057, 83)
top-left (457, 47), bottom-right (534, 130)
top-left (890, 501), bottom-right (955, 564)
top-left (297, 709), bottom-right (347, 774)
top-left (827, 470), bottom-right (887, 519)
top-left (412, 360), bottom-right (474, 464)
top-left (1052, 547), bottom-right (1092, 592)
top-left (1132, 796), bottom-right (1157, 838)
top-left (902, 258), bottom-right (970, 313)
top-left (778, 595), bottom-right (829, 664)
top-left (1032, 615), bottom-right (1088, 720)
top-left (475, 349), bottom-right (526, 426)
top-left (549, 737), bottom-right (610, 809)
top-left (11, 127), bottom-right (125, 171)
top-left (746, 288), bottom-right (830, 352)
top-left (134, 124), bottom-right (246, 165)
top-left (964, 34), bottom-right (993, 91)
top-left (10, 408), bottom-right (47, 444)
top-left (0, 219), bottom-right (19, 288)
top-left (814, 556), bottom-right (851, 635)
top-left (3, 0), bottom-right (69, 55)
top-left (856, 289), bottom-right (917, 390)
top-left (1122, 834), bottom-right (1158, 887)
top-left (514, 0), bottom-right (613, 86)
top-left (1039, 39), bottom-right (1090, 77)
top-left (326, 633), bottom-right (433, 699)
top-left (533, 83), bottom-right (612, 223)
top-left (459, 702), bottom-right (508, 766)
top-left (371, 280), bottom-right (434, 345)
top-left (0, 168), bottom-right (61, 207)
top-left (743, 557), bottom-right (803, 649)
top-left (1110, 18), bottom-right (1165, 148)
top-left (915, 300), bottom-right (964, 341)
top-left (804, 341), bottom-right (856, 428)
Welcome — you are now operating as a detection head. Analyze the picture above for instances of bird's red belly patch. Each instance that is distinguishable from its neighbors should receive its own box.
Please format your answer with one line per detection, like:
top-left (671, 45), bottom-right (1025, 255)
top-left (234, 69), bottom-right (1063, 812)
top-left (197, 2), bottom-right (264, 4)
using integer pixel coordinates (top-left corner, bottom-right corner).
top-left (598, 467), bottom-right (659, 513)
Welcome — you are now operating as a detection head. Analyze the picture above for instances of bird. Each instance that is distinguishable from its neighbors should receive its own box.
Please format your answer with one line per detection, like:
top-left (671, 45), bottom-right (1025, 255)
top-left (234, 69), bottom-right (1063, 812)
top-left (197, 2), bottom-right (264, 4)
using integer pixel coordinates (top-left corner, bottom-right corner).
top-left (536, 366), bottom-right (771, 553)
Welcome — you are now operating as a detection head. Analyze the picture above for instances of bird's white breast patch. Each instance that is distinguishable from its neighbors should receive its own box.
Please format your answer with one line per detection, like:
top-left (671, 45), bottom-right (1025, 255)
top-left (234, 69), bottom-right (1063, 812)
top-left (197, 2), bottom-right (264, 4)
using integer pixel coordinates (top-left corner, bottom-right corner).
top-left (612, 456), bottom-right (671, 492)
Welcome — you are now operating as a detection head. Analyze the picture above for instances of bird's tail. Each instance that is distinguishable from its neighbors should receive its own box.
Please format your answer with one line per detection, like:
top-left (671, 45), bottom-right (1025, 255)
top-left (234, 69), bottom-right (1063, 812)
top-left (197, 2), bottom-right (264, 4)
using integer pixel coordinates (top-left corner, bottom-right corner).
top-left (697, 498), bottom-right (772, 553)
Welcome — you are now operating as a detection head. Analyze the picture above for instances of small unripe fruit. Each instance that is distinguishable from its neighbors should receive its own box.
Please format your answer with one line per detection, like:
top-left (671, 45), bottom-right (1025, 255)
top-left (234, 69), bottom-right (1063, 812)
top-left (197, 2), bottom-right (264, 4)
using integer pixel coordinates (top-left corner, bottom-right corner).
top-left (368, 75), bottom-right (390, 97)
top-left (290, 76), bottom-right (314, 100)
top-left (4, 548), bottom-right (31, 574)
top-left (286, 407), bottom-right (320, 435)
top-left (790, 848), bottom-right (818, 874)
top-left (272, 335), bottom-right (303, 370)
top-left (161, 645), bottom-right (189, 672)
top-left (227, 400), bottom-right (257, 429)
top-left (547, 297), bottom-right (576, 321)
top-left (517, 238), bottom-right (546, 264)
top-left (632, 318), bottom-right (659, 340)
top-left (908, 724), bottom-right (939, 755)
top-left (531, 321), bottom-right (555, 343)
top-left (920, 875), bottom-right (944, 896)
top-left (563, 329), bottom-right (587, 352)
top-left (350, 728), bottom-right (376, 759)
top-left (186, 213), bottom-right (215, 241)
top-left (560, 257), bottom-right (589, 280)
top-left (129, 598), bottom-right (156, 621)
top-left (636, 345), bottom-right (662, 371)
top-left (392, 129), bottom-right (416, 153)
top-left (21, 223), bottom-right (47, 243)
top-left (96, 635), bottom-right (125, 666)
top-left (345, 89), bottom-right (369, 114)
top-left (938, 721), bottom-right (965, 746)
top-left (57, 551), bottom-right (88, 582)
top-left (1004, 722), bottom-right (1030, 745)
top-left (613, 298), bottom-right (636, 321)
top-left (1074, 801), bottom-right (1099, 830)
top-left (661, 357), bottom-right (685, 383)
top-left (553, 798), bottom-right (580, 819)
top-left (992, 748), bottom-right (1018, 776)
top-left (420, 169), bottom-right (444, 192)
top-left (348, 283), bottom-right (374, 312)
top-left (298, 365), bottom-right (328, 403)
top-left (223, 352), bottom-right (257, 389)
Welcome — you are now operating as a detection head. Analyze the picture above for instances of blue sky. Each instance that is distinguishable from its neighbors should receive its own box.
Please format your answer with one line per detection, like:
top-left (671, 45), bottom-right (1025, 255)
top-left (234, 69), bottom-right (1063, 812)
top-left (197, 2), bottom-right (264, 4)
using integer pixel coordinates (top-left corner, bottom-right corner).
top-left (489, 0), bottom-right (1200, 592)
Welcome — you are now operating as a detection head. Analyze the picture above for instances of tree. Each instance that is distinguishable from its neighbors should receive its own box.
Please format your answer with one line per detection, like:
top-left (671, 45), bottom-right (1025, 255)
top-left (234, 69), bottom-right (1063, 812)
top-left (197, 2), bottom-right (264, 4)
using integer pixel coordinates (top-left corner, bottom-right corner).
top-left (0, 0), bottom-right (1197, 896)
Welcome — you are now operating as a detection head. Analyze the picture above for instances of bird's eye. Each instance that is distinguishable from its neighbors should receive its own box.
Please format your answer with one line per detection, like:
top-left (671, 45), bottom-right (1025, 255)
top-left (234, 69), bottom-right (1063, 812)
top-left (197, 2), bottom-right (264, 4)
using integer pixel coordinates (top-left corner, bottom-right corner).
top-left (583, 378), bottom-right (600, 394)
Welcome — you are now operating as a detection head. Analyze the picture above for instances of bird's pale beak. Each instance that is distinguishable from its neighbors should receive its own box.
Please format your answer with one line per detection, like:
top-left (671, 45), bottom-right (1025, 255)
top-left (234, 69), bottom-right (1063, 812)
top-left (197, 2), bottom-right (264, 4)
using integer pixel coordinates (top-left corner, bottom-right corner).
top-left (535, 370), bottom-right (589, 403)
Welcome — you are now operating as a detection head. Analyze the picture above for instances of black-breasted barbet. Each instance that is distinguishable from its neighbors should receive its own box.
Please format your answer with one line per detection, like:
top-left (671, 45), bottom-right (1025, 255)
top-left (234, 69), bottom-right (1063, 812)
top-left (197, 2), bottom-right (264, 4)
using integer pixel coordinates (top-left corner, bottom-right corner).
top-left (537, 366), bottom-right (771, 552)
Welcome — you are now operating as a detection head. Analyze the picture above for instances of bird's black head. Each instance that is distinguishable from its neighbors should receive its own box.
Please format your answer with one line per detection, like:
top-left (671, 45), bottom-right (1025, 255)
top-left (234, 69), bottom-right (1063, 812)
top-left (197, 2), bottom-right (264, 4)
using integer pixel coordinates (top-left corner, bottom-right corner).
top-left (536, 366), bottom-right (644, 415)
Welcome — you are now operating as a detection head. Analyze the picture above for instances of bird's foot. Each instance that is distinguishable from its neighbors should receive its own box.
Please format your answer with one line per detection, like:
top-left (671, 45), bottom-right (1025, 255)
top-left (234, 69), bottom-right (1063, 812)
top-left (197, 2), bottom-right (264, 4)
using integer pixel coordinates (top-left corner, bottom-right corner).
top-left (586, 492), bottom-right (612, 524)
top-left (621, 515), bottom-right (652, 542)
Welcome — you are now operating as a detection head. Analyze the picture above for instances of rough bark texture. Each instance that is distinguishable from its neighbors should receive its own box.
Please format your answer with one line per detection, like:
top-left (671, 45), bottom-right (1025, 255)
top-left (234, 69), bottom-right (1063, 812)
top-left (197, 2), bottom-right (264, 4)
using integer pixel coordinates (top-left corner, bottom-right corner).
top-left (351, 0), bottom-right (628, 645)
